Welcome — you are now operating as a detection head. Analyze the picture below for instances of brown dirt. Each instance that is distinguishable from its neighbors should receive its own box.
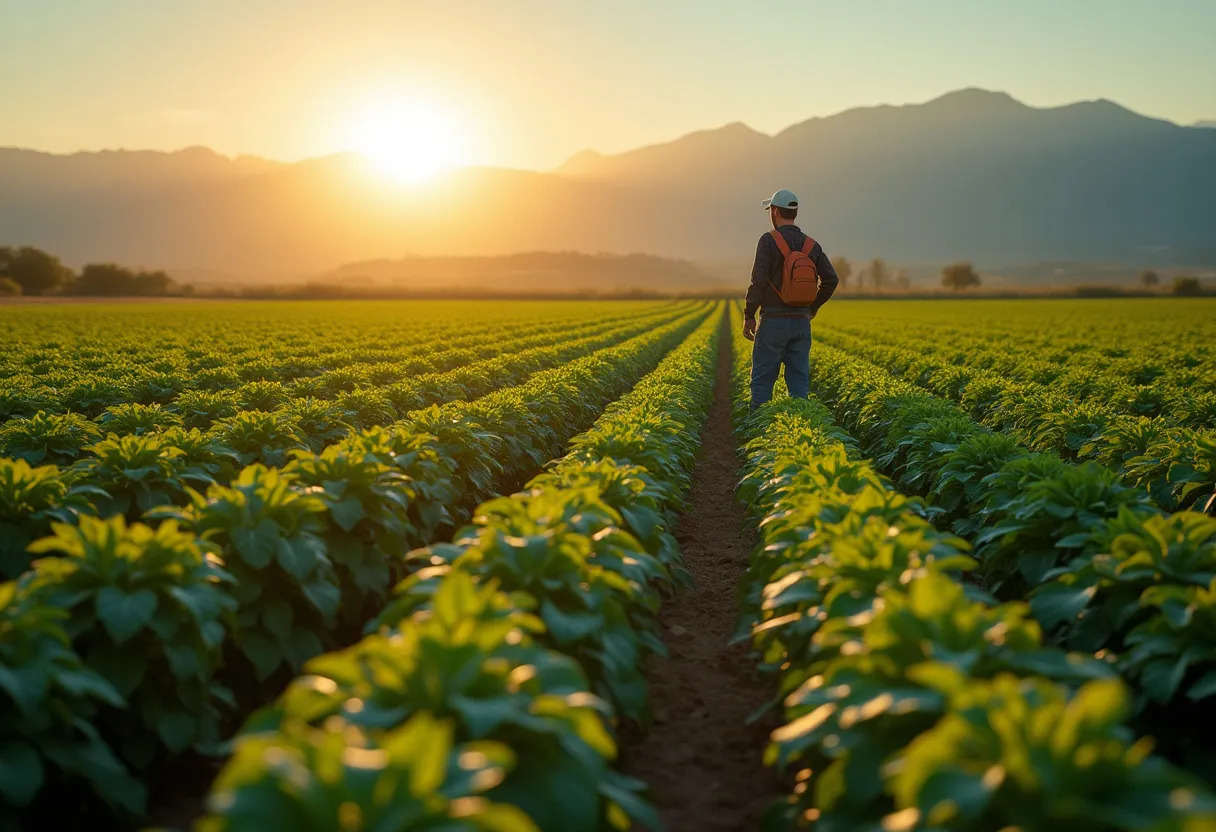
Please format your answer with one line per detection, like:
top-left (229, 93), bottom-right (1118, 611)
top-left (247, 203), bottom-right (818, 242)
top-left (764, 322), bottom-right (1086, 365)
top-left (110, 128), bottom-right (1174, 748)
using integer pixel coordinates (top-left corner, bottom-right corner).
top-left (623, 317), bottom-right (780, 831)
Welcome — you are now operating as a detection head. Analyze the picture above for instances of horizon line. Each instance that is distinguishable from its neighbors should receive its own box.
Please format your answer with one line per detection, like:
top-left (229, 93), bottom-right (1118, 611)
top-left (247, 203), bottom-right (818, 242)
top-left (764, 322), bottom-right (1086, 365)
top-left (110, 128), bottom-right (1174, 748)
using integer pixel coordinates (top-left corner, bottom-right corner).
top-left (2, 86), bottom-right (1206, 171)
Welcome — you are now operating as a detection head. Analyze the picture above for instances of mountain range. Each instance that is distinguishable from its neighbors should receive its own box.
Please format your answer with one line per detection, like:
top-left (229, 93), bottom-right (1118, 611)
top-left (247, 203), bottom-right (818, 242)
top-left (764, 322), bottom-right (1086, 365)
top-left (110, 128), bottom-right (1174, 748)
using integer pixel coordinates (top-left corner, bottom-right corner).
top-left (2, 89), bottom-right (1214, 285)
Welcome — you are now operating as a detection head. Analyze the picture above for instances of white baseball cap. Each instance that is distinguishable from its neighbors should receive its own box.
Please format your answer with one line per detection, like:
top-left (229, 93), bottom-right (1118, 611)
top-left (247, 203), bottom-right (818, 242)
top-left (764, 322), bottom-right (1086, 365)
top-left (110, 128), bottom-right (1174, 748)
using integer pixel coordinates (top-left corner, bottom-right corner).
top-left (761, 189), bottom-right (799, 210)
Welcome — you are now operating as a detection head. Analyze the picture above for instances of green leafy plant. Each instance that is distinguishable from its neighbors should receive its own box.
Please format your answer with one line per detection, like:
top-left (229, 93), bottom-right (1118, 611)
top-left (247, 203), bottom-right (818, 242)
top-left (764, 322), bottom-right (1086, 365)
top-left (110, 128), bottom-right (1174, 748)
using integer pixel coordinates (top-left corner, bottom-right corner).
top-left (96, 402), bottom-right (181, 435)
top-left (158, 425), bottom-right (242, 484)
top-left (201, 712), bottom-right (540, 832)
top-left (420, 490), bottom-right (664, 724)
top-left (25, 516), bottom-right (236, 768)
top-left (274, 397), bottom-right (350, 452)
top-left (172, 389), bottom-right (241, 430)
top-left (972, 456), bottom-right (1156, 593)
top-left (235, 380), bottom-right (290, 412)
top-left (0, 580), bottom-right (145, 822)
top-left (285, 430), bottom-right (454, 633)
top-left (60, 377), bottom-right (129, 416)
top-left (0, 410), bottom-right (102, 466)
top-left (334, 387), bottom-right (397, 430)
top-left (208, 410), bottom-right (307, 468)
top-left (256, 572), bottom-right (652, 831)
top-left (157, 465), bottom-right (339, 683)
top-left (726, 304), bottom-right (1216, 830)
top-left (0, 458), bottom-right (102, 579)
top-left (0, 381), bottom-right (58, 421)
top-left (70, 434), bottom-right (206, 520)
top-left (887, 675), bottom-right (1216, 830)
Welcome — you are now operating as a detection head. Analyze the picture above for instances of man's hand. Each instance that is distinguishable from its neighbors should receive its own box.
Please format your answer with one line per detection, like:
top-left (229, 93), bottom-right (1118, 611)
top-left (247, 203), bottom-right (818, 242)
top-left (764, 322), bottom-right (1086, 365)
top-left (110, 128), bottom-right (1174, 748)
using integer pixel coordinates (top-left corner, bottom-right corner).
top-left (743, 318), bottom-right (757, 341)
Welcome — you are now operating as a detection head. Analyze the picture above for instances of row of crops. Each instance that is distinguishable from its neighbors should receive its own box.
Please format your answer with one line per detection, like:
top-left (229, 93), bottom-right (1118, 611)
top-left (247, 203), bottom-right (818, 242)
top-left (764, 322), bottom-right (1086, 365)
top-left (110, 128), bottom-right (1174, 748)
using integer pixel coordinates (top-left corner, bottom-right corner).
top-left (5, 295), bottom-right (1215, 830)
top-left (813, 301), bottom-right (1216, 511)
top-left (729, 300), bottom-right (1216, 828)
top-left (0, 299), bottom-right (720, 828)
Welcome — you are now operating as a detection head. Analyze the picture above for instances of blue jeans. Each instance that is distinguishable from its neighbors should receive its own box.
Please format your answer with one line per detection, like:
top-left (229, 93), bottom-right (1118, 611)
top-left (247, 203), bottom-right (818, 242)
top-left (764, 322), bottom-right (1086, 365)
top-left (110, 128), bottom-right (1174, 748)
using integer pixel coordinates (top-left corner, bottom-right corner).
top-left (750, 315), bottom-right (811, 410)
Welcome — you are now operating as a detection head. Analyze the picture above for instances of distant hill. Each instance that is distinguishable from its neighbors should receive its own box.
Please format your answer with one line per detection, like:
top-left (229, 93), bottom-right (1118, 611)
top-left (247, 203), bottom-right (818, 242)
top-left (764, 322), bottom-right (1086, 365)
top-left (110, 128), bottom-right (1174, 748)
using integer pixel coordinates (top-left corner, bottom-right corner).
top-left (323, 251), bottom-right (722, 294)
top-left (2, 89), bottom-right (1214, 281)
top-left (1196, 120), bottom-right (1216, 129)
top-left (559, 89), bottom-right (1216, 268)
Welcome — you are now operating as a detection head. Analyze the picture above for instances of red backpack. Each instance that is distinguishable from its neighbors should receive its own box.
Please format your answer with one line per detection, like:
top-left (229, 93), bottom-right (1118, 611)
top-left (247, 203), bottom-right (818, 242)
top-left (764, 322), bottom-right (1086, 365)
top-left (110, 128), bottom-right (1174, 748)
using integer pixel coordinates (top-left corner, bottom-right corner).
top-left (768, 230), bottom-right (819, 306)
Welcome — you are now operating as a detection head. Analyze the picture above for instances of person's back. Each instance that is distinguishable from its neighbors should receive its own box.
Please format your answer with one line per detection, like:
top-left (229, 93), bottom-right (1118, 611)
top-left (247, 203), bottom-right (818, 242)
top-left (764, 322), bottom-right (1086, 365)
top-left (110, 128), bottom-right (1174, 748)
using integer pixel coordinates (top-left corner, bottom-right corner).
top-left (743, 189), bottom-right (839, 410)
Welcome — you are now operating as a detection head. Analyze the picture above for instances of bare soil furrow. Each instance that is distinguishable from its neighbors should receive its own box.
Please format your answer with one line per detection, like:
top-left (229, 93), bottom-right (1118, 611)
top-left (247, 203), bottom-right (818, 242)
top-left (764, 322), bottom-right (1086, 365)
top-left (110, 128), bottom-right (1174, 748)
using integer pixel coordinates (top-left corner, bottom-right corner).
top-left (624, 317), bottom-right (778, 832)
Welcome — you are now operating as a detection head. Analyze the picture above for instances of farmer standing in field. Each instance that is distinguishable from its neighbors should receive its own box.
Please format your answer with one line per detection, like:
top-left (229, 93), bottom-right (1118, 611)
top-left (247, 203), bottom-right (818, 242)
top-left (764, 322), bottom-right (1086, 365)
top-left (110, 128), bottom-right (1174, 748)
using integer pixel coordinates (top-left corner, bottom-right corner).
top-left (744, 188), bottom-right (839, 410)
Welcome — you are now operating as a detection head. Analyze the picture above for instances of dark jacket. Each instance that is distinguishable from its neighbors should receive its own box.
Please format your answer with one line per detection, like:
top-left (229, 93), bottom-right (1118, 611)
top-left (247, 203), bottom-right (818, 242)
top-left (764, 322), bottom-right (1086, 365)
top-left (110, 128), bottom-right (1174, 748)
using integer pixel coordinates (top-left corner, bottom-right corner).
top-left (744, 224), bottom-right (839, 319)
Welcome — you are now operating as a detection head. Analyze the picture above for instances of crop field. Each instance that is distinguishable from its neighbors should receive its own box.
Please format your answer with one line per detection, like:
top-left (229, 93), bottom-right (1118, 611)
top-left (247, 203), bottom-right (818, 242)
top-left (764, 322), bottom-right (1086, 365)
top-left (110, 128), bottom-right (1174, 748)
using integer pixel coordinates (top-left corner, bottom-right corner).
top-left (2, 297), bottom-right (1216, 831)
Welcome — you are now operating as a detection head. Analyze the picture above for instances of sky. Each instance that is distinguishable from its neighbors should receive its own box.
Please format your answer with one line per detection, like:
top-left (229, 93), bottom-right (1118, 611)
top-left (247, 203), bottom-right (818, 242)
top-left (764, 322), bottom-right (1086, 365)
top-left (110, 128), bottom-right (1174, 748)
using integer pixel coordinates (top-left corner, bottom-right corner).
top-left (2, 0), bottom-right (1215, 171)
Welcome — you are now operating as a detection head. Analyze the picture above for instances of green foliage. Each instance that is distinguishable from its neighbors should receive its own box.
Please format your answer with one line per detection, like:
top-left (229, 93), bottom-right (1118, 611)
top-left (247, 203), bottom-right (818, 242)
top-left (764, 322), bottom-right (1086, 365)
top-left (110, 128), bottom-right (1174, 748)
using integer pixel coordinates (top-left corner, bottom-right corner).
top-left (200, 712), bottom-right (540, 832)
top-left (0, 581), bottom-right (145, 821)
top-left (0, 245), bottom-right (72, 295)
top-left (941, 261), bottom-right (981, 291)
top-left (421, 490), bottom-right (664, 723)
top-left (252, 573), bottom-right (643, 831)
top-left (0, 458), bottom-right (100, 579)
top-left (285, 429), bottom-right (457, 631)
top-left (196, 304), bottom-right (722, 831)
top-left (727, 302), bottom-right (1216, 830)
top-left (0, 410), bottom-right (102, 466)
top-left (209, 410), bottom-right (308, 468)
top-left (70, 434), bottom-right (205, 520)
top-left (172, 389), bottom-right (241, 430)
top-left (534, 459), bottom-right (688, 592)
top-left (274, 397), bottom-right (350, 451)
top-left (1034, 511), bottom-right (1216, 706)
top-left (25, 516), bottom-right (236, 768)
top-left (235, 380), bottom-right (291, 413)
top-left (96, 402), bottom-right (181, 435)
top-left (0, 300), bottom-right (718, 826)
top-left (1174, 276), bottom-right (1204, 296)
top-left (0, 379), bottom-right (57, 421)
top-left (970, 455), bottom-right (1155, 593)
top-left (800, 315), bottom-right (1216, 724)
top-left (70, 262), bottom-right (177, 296)
top-left (889, 676), bottom-right (1216, 830)
top-left (158, 465), bottom-right (339, 681)
top-left (61, 376), bottom-right (130, 415)
top-left (159, 426), bottom-right (241, 483)
top-left (334, 387), bottom-right (396, 429)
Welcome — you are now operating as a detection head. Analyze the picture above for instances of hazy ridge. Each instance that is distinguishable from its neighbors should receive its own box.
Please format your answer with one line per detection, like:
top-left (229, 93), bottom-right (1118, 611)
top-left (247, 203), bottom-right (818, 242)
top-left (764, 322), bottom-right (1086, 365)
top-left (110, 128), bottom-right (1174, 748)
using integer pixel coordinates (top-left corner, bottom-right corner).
top-left (2, 89), bottom-right (1214, 288)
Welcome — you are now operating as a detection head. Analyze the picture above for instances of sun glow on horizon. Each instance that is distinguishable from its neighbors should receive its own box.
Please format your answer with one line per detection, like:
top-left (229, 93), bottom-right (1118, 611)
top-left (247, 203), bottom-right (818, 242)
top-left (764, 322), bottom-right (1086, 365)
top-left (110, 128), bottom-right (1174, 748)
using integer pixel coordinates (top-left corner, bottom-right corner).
top-left (347, 95), bottom-right (466, 183)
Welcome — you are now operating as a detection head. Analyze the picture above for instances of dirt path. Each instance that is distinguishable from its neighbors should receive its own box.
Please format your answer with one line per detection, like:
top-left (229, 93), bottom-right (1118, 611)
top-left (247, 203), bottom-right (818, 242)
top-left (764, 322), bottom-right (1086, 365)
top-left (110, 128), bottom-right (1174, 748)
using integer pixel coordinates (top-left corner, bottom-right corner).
top-left (624, 320), bottom-right (779, 831)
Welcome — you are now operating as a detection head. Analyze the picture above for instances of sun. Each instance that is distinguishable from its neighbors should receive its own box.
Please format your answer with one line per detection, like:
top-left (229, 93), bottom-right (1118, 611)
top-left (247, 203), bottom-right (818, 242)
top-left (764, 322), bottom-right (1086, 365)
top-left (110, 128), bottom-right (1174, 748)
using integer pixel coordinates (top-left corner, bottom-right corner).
top-left (348, 97), bottom-right (464, 183)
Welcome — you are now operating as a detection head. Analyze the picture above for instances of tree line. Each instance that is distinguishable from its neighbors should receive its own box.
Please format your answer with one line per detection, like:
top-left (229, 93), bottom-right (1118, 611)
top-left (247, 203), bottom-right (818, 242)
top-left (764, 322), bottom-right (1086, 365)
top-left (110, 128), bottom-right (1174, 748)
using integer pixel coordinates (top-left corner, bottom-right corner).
top-left (1139, 269), bottom-right (1205, 296)
top-left (831, 258), bottom-right (1206, 295)
top-left (0, 246), bottom-right (188, 297)
top-left (831, 257), bottom-right (982, 292)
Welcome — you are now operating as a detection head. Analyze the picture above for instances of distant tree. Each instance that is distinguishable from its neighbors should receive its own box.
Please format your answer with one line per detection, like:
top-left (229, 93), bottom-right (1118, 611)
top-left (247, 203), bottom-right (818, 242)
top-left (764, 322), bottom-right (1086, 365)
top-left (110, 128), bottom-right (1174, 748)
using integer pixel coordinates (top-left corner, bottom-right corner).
top-left (893, 268), bottom-right (911, 290)
top-left (834, 256), bottom-right (853, 290)
top-left (1173, 276), bottom-right (1203, 296)
top-left (941, 261), bottom-right (982, 291)
top-left (1139, 269), bottom-right (1160, 289)
top-left (136, 269), bottom-right (174, 294)
top-left (0, 246), bottom-right (72, 295)
top-left (864, 258), bottom-right (888, 293)
top-left (70, 263), bottom-right (176, 296)
top-left (0, 277), bottom-right (21, 297)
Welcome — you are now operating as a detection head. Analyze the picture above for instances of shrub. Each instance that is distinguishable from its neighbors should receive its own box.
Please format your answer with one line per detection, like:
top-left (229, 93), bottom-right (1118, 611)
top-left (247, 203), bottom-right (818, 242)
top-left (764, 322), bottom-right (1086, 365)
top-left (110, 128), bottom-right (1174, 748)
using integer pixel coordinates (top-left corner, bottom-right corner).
top-left (26, 517), bottom-right (236, 768)
top-left (1174, 276), bottom-right (1204, 296)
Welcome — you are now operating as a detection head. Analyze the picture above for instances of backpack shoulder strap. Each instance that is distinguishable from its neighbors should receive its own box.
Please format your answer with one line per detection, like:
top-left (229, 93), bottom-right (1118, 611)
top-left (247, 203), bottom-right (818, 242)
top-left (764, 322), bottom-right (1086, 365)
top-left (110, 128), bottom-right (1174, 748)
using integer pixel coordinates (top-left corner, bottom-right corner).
top-left (769, 229), bottom-right (792, 258)
top-left (801, 236), bottom-right (816, 254)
